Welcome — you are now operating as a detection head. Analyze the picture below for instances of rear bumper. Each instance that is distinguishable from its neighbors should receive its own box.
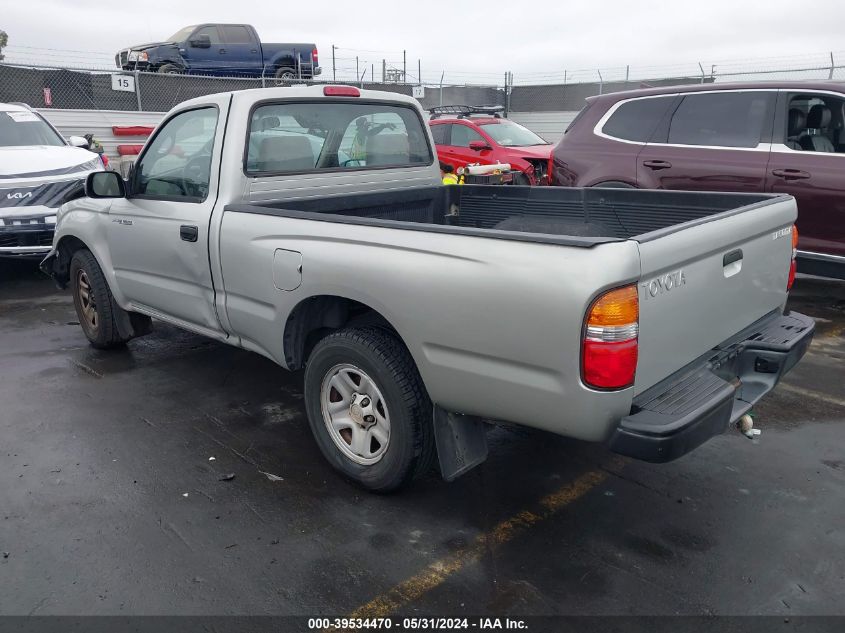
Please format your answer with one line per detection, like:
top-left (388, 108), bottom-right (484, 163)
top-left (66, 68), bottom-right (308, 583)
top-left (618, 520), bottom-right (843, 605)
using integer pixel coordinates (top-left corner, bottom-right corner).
top-left (608, 310), bottom-right (815, 463)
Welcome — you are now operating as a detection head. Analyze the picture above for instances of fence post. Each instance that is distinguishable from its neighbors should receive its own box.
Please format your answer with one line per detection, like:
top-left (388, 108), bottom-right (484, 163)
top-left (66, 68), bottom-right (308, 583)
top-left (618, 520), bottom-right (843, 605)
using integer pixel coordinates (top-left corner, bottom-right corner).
top-left (332, 45), bottom-right (336, 82)
top-left (698, 62), bottom-right (705, 84)
top-left (134, 69), bottom-right (142, 111)
top-left (830, 52), bottom-right (835, 79)
top-left (597, 69), bottom-right (603, 95)
top-left (625, 64), bottom-right (629, 84)
top-left (439, 71), bottom-right (444, 106)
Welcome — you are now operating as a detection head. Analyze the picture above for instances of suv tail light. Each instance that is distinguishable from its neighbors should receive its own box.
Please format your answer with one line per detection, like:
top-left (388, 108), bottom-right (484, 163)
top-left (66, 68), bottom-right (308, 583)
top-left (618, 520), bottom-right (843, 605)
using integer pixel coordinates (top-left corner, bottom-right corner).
top-left (787, 224), bottom-right (798, 291)
top-left (312, 48), bottom-right (319, 65)
top-left (582, 284), bottom-right (638, 389)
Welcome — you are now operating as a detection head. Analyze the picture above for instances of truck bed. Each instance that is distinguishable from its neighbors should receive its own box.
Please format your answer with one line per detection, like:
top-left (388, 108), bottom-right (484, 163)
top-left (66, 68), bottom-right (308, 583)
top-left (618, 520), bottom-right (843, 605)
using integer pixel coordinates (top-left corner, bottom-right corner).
top-left (226, 185), bottom-right (780, 246)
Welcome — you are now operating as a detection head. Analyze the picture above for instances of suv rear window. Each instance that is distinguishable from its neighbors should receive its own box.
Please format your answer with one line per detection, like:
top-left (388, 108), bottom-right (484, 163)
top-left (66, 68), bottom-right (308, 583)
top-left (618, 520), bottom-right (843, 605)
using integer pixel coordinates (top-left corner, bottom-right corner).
top-left (668, 92), bottom-right (773, 148)
top-left (246, 101), bottom-right (433, 174)
top-left (601, 96), bottom-right (676, 142)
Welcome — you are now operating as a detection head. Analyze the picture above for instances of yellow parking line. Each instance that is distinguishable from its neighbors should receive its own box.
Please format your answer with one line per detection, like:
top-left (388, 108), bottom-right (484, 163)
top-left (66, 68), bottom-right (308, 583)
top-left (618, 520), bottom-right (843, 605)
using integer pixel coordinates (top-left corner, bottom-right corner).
top-left (346, 469), bottom-right (608, 620)
top-left (777, 382), bottom-right (845, 409)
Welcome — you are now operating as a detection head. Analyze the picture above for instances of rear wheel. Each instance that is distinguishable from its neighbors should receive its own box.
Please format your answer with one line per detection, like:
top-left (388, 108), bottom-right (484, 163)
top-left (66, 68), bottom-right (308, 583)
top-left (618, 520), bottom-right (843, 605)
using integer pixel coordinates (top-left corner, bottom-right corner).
top-left (70, 249), bottom-right (129, 349)
top-left (303, 327), bottom-right (435, 492)
top-left (273, 67), bottom-right (297, 85)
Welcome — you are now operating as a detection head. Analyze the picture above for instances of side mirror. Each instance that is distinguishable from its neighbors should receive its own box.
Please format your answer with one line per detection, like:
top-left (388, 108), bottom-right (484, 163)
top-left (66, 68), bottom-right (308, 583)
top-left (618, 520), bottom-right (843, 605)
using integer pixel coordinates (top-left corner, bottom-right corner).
top-left (68, 136), bottom-right (89, 148)
top-left (469, 140), bottom-right (491, 151)
top-left (189, 34), bottom-right (211, 48)
top-left (86, 171), bottom-right (126, 199)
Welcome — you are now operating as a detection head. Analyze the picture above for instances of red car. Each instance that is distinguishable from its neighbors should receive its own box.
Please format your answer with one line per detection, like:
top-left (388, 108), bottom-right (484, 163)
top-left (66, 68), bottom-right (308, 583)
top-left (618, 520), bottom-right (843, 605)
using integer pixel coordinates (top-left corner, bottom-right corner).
top-left (429, 106), bottom-right (552, 185)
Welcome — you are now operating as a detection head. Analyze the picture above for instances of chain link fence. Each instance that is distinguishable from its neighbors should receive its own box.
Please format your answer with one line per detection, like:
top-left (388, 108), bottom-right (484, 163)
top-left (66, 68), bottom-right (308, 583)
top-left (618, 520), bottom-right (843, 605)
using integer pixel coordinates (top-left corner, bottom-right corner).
top-left (0, 63), bottom-right (507, 114)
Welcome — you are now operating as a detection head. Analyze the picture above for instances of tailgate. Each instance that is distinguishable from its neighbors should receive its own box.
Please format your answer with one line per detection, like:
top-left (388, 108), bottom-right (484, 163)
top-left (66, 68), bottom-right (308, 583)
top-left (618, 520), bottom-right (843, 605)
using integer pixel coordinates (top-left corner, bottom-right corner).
top-left (634, 196), bottom-right (797, 395)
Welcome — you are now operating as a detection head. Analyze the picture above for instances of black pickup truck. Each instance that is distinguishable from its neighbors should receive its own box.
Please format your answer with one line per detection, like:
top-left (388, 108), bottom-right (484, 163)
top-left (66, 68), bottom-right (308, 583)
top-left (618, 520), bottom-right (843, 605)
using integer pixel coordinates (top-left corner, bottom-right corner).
top-left (115, 23), bottom-right (321, 82)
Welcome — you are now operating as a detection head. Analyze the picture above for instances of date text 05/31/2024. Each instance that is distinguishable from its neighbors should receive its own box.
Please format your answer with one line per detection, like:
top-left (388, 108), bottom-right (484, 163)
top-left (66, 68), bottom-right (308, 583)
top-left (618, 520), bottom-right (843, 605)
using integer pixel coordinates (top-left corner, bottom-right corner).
top-left (308, 617), bottom-right (528, 630)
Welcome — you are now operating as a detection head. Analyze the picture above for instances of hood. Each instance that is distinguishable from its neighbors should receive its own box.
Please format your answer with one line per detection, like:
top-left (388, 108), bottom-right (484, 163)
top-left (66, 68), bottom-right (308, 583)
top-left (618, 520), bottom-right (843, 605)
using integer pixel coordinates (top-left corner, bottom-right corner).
top-left (0, 146), bottom-right (100, 181)
top-left (504, 144), bottom-right (553, 159)
top-left (126, 41), bottom-right (175, 51)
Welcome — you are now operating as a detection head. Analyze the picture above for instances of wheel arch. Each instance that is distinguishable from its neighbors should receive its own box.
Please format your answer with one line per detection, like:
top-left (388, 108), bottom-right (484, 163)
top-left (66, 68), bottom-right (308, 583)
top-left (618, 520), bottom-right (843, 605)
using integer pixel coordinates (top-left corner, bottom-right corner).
top-left (48, 234), bottom-right (93, 287)
top-left (283, 294), bottom-right (416, 372)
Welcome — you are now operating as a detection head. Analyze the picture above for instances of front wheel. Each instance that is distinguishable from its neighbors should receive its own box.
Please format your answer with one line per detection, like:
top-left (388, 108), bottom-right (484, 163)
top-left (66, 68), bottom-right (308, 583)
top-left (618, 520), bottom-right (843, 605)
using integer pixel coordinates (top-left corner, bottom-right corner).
top-left (303, 327), bottom-right (435, 492)
top-left (157, 64), bottom-right (183, 75)
top-left (70, 249), bottom-right (129, 349)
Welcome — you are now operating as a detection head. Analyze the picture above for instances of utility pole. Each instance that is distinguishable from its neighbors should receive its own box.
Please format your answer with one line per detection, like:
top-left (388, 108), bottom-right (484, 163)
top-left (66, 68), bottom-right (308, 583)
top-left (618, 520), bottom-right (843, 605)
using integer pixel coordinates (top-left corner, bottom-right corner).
top-left (403, 50), bottom-right (406, 83)
top-left (331, 45), bottom-right (336, 81)
top-left (356, 56), bottom-right (359, 82)
top-left (418, 59), bottom-right (421, 85)
top-left (382, 59), bottom-right (386, 83)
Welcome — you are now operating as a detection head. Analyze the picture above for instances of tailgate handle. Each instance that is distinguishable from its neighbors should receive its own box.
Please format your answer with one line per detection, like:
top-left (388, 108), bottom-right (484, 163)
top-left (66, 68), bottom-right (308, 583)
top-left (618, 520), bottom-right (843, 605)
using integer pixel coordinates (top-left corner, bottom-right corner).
top-left (723, 249), bottom-right (743, 266)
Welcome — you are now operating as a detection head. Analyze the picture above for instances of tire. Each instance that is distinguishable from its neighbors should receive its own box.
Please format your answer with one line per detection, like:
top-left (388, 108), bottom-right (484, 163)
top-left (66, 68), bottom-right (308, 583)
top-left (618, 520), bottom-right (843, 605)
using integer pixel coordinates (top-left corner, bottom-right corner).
top-left (70, 249), bottom-right (128, 349)
top-left (273, 67), bottom-right (297, 85)
top-left (304, 327), bottom-right (435, 492)
top-left (157, 64), bottom-right (183, 75)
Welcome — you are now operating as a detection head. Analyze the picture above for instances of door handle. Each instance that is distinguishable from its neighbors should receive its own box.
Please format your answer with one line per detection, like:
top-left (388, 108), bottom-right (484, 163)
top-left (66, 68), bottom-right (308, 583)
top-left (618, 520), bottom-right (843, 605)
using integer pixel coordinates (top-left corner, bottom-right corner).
top-left (771, 168), bottom-right (810, 180)
top-left (180, 225), bottom-right (198, 242)
top-left (643, 160), bottom-right (672, 170)
top-left (723, 249), bottom-right (743, 266)
top-left (250, 49), bottom-right (258, 54)
top-left (219, 48), bottom-right (227, 54)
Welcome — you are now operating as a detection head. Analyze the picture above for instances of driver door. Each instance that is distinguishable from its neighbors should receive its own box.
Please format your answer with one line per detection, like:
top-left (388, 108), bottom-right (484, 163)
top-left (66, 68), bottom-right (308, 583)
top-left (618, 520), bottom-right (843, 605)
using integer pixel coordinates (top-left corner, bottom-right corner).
top-left (107, 102), bottom-right (224, 333)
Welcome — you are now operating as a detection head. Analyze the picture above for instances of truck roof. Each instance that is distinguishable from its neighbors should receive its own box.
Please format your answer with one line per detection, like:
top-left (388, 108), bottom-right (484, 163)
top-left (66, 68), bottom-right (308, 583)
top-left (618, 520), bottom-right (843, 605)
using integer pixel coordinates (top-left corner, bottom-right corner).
top-left (174, 85), bottom-right (423, 112)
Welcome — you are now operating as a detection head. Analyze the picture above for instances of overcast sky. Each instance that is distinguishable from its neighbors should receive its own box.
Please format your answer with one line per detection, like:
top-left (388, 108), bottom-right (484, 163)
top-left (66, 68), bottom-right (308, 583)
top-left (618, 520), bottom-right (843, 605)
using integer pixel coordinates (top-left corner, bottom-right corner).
top-left (3, 0), bottom-right (845, 83)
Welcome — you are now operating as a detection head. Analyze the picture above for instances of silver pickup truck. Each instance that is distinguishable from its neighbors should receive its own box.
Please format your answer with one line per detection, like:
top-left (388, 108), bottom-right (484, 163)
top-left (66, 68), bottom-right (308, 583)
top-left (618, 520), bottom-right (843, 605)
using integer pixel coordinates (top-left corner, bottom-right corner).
top-left (41, 85), bottom-right (814, 491)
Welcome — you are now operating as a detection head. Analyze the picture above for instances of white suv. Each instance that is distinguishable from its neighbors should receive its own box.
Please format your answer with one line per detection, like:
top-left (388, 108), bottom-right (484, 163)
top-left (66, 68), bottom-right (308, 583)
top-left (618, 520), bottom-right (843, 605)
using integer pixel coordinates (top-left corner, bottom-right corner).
top-left (0, 103), bottom-right (103, 258)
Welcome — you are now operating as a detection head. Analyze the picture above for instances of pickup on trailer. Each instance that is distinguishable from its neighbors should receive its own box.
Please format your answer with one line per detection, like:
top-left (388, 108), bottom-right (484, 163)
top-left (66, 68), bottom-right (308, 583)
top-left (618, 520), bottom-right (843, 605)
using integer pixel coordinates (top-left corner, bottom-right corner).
top-left (115, 23), bottom-right (320, 82)
top-left (41, 85), bottom-right (814, 491)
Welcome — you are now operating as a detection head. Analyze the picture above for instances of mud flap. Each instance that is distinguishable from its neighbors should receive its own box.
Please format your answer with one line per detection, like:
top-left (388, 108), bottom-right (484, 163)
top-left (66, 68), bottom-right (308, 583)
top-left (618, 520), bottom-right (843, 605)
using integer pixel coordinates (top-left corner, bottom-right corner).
top-left (433, 406), bottom-right (488, 481)
top-left (112, 297), bottom-right (153, 340)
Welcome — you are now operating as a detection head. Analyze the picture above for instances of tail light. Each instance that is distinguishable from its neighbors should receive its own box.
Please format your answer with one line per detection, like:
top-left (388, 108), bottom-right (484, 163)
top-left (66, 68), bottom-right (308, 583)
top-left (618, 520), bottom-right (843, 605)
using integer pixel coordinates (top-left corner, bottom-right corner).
top-left (323, 86), bottom-right (360, 97)
top-left (312, 48), bottom-right (319, 65)
top-left (582, 284), bottom-right (638, 389)
top-left (787, 224), bottom-right (798, 291)
top-left (548, 157), bottom-right (555, 185)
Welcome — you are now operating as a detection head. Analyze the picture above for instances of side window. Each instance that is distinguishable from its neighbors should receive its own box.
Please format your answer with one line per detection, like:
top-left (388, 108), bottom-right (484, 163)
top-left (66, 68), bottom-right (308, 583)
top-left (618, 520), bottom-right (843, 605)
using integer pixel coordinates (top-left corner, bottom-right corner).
top-left (222, 26), bottom-right (252, 44)
top-left (450, 124), bottom-right (485, 147)
top-left (135, 107), bottom-right (218, 200)
top-left (246, 102), bottom-right (432, 173)
top-left (193, 26), bottom-right (222, 45)
top-left (784, 94), bottom-right (845, 153)
top-left (668, 92), bottom-right (773, 148)
top-left (430, 123), bottom-right (450, 145)
top-left (602, 96), bottom-right (676, 142)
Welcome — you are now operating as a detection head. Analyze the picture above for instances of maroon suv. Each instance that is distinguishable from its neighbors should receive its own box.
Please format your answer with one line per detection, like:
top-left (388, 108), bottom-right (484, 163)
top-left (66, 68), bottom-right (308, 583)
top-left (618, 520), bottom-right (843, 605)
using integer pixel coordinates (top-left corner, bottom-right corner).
top-left (551, 81), bottom-right (845, 279)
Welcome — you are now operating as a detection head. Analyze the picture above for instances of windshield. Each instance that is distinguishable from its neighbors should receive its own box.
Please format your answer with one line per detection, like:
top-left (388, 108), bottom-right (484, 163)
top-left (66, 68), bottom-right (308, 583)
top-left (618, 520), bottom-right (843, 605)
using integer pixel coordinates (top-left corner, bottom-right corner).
top-left (0, 110), bottom-right (65, 147)
top-left (166, 25), bottom-right (198, 42)
top-left (478, 120), bottom-right (549, 147)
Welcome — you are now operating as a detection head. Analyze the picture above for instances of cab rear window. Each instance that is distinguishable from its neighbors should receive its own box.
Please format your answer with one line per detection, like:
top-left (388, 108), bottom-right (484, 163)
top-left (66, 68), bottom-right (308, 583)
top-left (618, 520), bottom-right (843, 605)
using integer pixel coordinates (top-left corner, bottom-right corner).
top-left (246, 101), bottom-right (433, 174)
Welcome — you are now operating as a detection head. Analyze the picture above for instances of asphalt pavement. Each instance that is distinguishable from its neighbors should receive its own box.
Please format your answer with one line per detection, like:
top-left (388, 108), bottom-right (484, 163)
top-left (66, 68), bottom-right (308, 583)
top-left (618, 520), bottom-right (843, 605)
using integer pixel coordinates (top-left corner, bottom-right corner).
top-left (0, 259), bottom-right (843, 619)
